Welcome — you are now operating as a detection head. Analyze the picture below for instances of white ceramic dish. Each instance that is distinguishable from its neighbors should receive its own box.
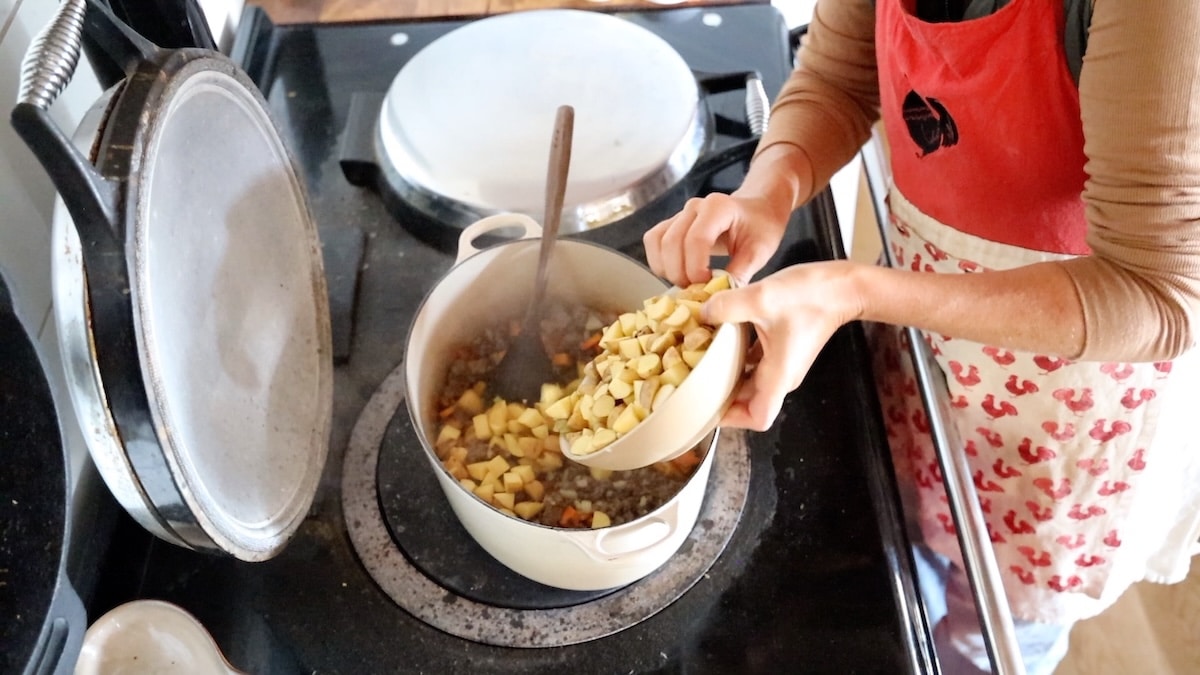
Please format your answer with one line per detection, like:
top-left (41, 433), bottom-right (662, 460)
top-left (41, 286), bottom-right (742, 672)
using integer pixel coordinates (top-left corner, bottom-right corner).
top-left (560, 270), bottom-right (748, 471)
top-left (74, 600), bottom-right (243, 675)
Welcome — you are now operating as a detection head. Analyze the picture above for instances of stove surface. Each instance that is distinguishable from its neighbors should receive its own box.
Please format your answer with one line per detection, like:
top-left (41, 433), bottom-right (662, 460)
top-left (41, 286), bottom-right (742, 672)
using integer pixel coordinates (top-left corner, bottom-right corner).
top-left (79, 5), bottom-right (934, 673)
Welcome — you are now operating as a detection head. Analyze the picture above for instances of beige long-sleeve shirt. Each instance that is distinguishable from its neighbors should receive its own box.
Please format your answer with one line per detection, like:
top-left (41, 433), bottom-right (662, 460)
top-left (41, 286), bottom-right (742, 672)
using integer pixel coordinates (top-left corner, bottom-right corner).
top-left (758, 0), bottom-right (1200, 362)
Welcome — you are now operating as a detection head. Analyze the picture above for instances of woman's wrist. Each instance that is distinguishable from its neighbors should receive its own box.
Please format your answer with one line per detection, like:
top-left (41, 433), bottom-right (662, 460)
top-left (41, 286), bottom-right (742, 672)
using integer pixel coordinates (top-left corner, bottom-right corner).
top-left (733, 143), bottom-right (814, 223)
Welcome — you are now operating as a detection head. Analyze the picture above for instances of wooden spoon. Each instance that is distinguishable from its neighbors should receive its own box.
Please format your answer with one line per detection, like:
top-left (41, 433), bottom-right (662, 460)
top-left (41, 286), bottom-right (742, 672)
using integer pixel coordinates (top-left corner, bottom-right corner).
top-left (489, 105), bottom-right (575, 404)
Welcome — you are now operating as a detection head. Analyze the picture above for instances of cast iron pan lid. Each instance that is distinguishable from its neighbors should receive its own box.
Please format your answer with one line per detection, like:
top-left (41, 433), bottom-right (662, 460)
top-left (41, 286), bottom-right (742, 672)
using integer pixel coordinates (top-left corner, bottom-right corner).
top-left (12, 0), bottom-right (332, 562)
top-left (376, 9), bottom-right (708, 232)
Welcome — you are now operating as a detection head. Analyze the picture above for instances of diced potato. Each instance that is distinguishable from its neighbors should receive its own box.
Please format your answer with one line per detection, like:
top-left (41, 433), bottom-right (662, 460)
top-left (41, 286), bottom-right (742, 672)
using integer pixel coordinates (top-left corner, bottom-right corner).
top-left (570, 431), bottom-right (594, 456)
top-left (472, 413), bottom-right (491, 440)
top-left (652, 383), bottom-right (677, 411)
top-left (493, 492), bottom-right (515, 510)
top-left (457, 388), bottom-right (485, 415)
top-left (537, 451), bottom-right (562, 471)
top-left (445, 461), bottom-right (468, 481)
top-left (506, 420), bottom-right (524, 434)
top-left (618, 312), bottom-right (638, 335)
top-left (660, 362), bottom-right (691, 388)
top-left (683, 326), bottom-right (714, 351)
top-left (473, 482), bottom-right (495, 503)
top-left (591, 427), bottom-right (617, 451)
top-left (608, 378), bottom-right (633, 400)
top-left (502, 471), bottom-right (524, 494)
top-left (661, 304), bottom-right (691, 328)
top-left (591, 511), bottom-right (612, 529)
top-left (514, 501), bottom-right (544, 520)
top-left (517, 436), bottom-right (540, 458)
top-left (466, 460), bottom-right (491, 482)
top-left (616, 338), bottom-right (643, 360)
top-left (530, 424), bottom-right (549, 439)
top-left (487, 455), bottom-right (510, 475)
top-left (661, 346), bottom-right (683, 371)
top-left (517, 407), bottom-right (545, 430)
top-left (447, 446), bottom-right (468, 463)
top-left (436, 424), bottom-right (461, 447)
top-left (611, 405), bottom-right (640, 434)
top-left (540, 383), bottom-right (565, 409)
top-left (458, 478), bottom-right (477, 491)
top-left (543, 395), bottom-right (574, 420)
top-left (591, 394), bottom-right (616, 419)
top-left (512, 464), bottom-right (537, 484)
top-left (589, 466), bottom-right (613, 481)
top-left (703, 274), bottom-right (731, 294)
top-left (524, 480), bottom-right (545, 501)
top-left (649, 331), bottom-right (677, 354)
top-left (681, 349), bottom-right (706, 368)
top-left (634, 353), bottom-right (662, 378)
top-left (644, 295), bottom-right (675, 321)
top-left (503, 433), bottom-right (521, 456)
top-left (487, 400), bottom-right (508, 436)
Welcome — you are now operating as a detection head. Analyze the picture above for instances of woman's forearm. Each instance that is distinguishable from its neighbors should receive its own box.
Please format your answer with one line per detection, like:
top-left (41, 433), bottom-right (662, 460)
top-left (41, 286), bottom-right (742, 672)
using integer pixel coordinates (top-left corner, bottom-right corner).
top-left (852, 261), bottom-right (1087, 358)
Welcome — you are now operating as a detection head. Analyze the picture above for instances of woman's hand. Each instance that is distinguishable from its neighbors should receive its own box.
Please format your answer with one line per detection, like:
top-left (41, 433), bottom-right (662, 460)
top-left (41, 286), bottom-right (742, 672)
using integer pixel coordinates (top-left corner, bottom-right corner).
top-left (706, 261), bottom-right (864, 431)
top-left (644, 192), bottom-right (791, 288)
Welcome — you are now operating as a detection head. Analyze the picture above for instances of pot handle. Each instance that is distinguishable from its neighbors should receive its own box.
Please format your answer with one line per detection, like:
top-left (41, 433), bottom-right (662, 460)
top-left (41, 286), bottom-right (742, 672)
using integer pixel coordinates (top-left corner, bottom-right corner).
top-left (454, 213), bottom-right (543, 266)
top-left (565, 502), bottom-right (682, 562)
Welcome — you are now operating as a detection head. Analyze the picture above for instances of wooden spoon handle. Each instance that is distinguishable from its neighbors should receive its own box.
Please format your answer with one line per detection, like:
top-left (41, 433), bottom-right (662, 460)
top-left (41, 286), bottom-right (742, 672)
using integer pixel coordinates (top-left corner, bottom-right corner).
top-left (528, 105), bottom-right (574, 316)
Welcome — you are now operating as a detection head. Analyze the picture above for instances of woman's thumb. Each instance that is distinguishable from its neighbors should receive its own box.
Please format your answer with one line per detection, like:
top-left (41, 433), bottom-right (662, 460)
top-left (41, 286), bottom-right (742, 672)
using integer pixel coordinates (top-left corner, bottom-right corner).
top-left (701, 284), bottom-right (759, 327)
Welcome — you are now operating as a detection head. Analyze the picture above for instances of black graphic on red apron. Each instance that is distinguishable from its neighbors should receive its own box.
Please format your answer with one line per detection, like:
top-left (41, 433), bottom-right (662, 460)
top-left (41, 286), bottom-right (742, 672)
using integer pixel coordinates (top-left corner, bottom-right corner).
top-left (903, 90), bottom-right (959, 156)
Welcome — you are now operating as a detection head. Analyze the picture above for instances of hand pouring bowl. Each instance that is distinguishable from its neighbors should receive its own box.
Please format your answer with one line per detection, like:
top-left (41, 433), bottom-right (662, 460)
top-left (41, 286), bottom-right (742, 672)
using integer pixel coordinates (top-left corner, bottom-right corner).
top-left (404, 213), bottom-right (725, 590)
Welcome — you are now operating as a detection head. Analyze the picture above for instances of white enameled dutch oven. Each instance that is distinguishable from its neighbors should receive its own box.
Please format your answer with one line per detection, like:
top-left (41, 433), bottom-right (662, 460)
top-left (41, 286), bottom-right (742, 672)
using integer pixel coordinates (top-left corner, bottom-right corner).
top-left (404, 214), bottom-right (716, 591)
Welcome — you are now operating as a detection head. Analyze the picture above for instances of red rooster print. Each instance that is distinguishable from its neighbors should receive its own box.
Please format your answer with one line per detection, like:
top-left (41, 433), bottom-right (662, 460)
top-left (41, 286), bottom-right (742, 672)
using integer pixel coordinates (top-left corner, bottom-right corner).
top-left (1049, 575), bottom-right (1083, 592)
top-left (1088, 419), bottom-right (1132, 443)
top-left (1004, 374), bottom-right (1039, 396)
top-left (1120, 388), bottom-right (1155, 410)
top-left (1099, 362), bottom-right (1135, 382)
top-left (983, 345), bottom-right (1017, 366)
top-left (1026, 500), bottom-right (1054, 522)
top-left (1127, 449), bottom-right (1147, 472)
top-left (1052, 387), bottom-right (1094, 413)
top-left (950, 361), bottom-right (981, 387)
top-left (1003, 509), bottom-right (1035, 534)
top-left (1041, 421), bottom-right (1076, 441)
top-left (1034, 355), bottom-right (1068, 373)
top-left (981, 394), bottom-right (1018, 419)
top-left (1055, 533), bottom-right (1086, 549)
top-left (1017, 438), bottom-right (1056, 464)
top-left (1033, 477), bottom-right (1072, 501)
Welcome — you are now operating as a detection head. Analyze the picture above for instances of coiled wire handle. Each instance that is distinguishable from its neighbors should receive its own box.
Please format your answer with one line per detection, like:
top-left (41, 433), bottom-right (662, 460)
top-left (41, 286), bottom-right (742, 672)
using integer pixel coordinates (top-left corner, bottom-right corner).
top-left (18, 0), bottom-right (86, 110)
top-left (745, 74), bottom-right (769, 137)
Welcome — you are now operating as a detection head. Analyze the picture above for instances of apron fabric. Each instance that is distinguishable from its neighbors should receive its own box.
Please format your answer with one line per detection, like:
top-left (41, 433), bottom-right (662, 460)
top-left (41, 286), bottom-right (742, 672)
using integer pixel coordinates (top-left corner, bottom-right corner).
top-left (872, 0), bottom-right (1200, 625)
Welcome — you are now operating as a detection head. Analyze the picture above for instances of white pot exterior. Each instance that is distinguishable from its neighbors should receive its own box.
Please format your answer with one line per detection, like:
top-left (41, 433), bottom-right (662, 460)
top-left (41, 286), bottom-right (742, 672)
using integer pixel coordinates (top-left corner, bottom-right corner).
top-left (405, 213), bottom-right (714, 590)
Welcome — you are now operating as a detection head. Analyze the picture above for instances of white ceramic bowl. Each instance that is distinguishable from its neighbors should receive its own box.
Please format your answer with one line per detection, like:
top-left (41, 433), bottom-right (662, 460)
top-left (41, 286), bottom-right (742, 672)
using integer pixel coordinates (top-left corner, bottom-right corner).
top-left (561, 271), bottom-right (749, 471)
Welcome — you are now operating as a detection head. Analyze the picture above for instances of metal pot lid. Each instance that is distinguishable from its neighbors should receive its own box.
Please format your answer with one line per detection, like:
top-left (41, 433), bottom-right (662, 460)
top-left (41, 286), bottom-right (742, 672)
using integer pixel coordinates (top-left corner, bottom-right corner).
top-left (103, 51), bottom-right (332, 561)
top-left (377, 9), bottom-right (707, 232)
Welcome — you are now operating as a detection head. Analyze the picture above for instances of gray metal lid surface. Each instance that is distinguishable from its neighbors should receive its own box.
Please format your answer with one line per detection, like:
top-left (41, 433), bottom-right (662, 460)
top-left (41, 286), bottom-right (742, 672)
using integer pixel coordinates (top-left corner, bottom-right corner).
top-left (122, 53), bottom-right (332, 561)
top-left (377, 9), bottom-right (707, 232)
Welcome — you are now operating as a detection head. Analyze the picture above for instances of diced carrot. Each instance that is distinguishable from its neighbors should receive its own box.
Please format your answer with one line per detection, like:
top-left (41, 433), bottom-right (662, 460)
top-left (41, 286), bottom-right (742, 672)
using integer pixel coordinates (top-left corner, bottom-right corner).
top-left (559, 504), bottom-right (587, 528)
top-left (438, 404), bottom-right (457, 419)
top-left (551, 352), bottom-right (574, 367)
top-left (579, 332), bottom-right (602, 351)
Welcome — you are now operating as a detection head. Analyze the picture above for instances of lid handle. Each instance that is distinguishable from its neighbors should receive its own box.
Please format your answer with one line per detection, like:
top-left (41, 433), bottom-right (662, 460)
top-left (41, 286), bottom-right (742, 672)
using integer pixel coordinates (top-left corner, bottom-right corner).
top-left (16, 0), bottom-right (87, 110)
top-left (18, 0), bottom-right (158, 110)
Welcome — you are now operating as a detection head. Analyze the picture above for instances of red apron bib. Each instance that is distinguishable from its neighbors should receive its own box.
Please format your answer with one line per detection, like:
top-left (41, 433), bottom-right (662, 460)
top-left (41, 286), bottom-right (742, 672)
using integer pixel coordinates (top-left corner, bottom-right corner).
top-left (877, 0), bottom-right (1090, 255)
top-left (871, 0), bottom-right (1200, 624)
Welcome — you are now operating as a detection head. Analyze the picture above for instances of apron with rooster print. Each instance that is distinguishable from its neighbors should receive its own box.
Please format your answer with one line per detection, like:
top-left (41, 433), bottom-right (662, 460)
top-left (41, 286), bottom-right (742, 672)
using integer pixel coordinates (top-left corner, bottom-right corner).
top-left (870, 0), bottom-right (1200, 624)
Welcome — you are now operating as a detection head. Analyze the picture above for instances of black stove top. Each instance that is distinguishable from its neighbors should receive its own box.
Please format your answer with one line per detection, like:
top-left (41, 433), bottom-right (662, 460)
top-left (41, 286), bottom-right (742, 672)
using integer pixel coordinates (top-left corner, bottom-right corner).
top-left (74, 4), bottom-right (935, 673)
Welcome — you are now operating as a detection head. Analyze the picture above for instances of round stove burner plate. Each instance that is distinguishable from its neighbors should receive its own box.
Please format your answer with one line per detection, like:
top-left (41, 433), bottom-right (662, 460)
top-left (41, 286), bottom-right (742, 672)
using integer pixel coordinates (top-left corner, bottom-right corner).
top-left (376, 9), bottom-right (707, 233)
top-left (343, 362), bottom-right (750, 647)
